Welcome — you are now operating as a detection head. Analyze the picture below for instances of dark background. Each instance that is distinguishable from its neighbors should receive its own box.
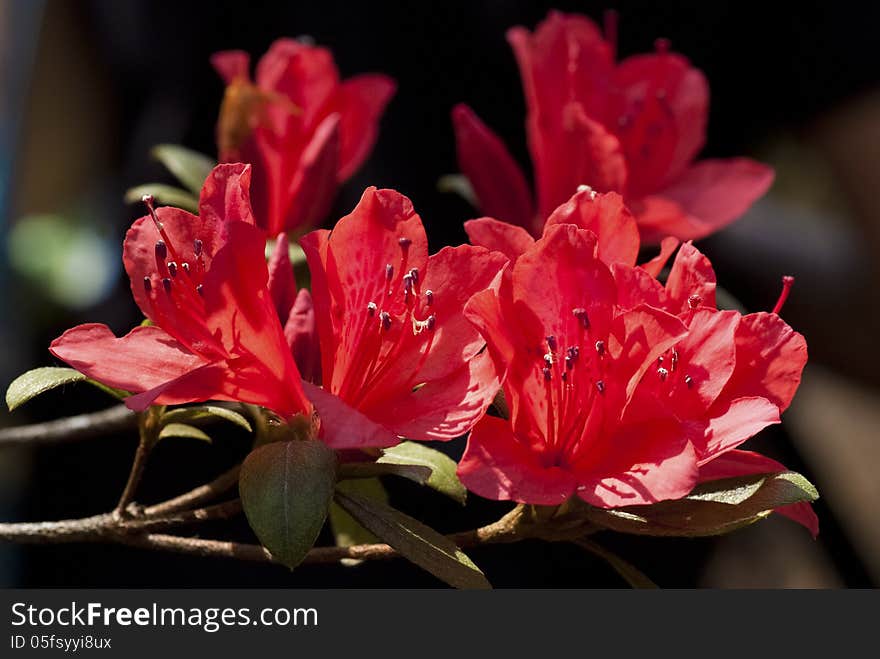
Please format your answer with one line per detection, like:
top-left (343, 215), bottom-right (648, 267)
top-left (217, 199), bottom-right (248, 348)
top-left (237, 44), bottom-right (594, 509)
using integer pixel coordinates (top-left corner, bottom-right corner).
top-left (1, 0), bottom-right (878, 587)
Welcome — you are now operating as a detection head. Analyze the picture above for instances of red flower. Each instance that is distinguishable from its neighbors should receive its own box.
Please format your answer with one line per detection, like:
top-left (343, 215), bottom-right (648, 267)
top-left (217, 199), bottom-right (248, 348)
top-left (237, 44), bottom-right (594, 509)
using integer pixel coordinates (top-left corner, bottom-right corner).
top-left (299, 187), bottom-right (507, 449)
top-left (459, 223), bottom-right (693, 507)
top-left (50, 164), bottom-right (310, 420)
top-left (452, 11), bottom-right (773, 242)
top-left (212, 39), bottom-right (396, 237)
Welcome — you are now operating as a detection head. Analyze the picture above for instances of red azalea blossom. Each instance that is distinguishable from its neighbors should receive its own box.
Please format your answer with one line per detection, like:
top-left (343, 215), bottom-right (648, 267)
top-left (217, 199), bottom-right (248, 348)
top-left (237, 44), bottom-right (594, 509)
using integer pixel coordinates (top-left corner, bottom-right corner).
top-left (452, 10), bottom-right (774, 242)
top-left (298, 186), bottom-right (507, 449)
top-left (459, 217), bottom-right (815, 534)
top-left (50, 164), bottom-right (310, 420)
top-left (212, 39), bottom-right (396, 237)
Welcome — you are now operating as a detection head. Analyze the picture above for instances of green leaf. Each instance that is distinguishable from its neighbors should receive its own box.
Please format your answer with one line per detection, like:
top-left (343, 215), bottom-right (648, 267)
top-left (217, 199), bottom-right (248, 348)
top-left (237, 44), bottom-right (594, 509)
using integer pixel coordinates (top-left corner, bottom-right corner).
top-left (239, 439), bottom-right (337, 569)
top-left (161, 405), bottom-right (252, 434)
top-left (151, 144), bottom-right (217, 195)
top-left (581, 471), bottom-right (819, 537)
top-left (378, 442), bottom-right (467, 505)
top-left (575, 539), bottom-right (658, 589)
top-left (329, 479), bottom-right (388, 565)
top-left (158, 423), bottom-right (212, 443)
top-left (437, 174), bottom-right (478, 207)
top-left (6, 367), bottom-right (127, 412)
top-left (124, 184), bottom-right (199, 213)
top-left (334, 489), bottom-right (491, 589)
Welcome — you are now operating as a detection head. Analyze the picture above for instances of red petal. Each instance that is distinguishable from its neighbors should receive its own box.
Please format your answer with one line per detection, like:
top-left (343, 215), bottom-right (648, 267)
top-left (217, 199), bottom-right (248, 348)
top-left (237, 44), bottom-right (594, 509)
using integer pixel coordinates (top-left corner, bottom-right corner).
top-left (611, 263), bottom-right (669, 311)
top-left (202, 221), bottom-right (308, 419)
top-left (284, 288), bottom-right (321, 385)
top-left (255, 39), bottom-right (339, 128)
top-left (697, 449), bottom-right (819, 536)
top-left (458, 414), bottom-right (578, 506)
top-left (659, 158), bottom-right (775, 239)
top-left (198, 162), bottom-right (256, 227)
top-left (267, 232), bottom-right (297, 320)
top-left (544, 188), bottom-right (639, 267)
top-left (335, 74), bottom-right (396, 180)
top-left (451, 104), bottom-right (535, 231)
top-left (699, 396), bottom-right (780, 462)
top-left (49, 323), bottom-right (211, 399)
top-left (211, 50), bottom-right (251, 84)
top-left (724, 311), bottom-right (808, 412)
top-left (463, 217), bottom-right (535, 261)
top-left (609, 52), bottom-right (709, 195)
top-left (277, 113), bottom-right (341, 236)
top-left (302, 381), bottom-right (398, 449)
top-left (363, 349), bottom-right (502, 441)
top-left (640, 236), bottom-right (680, 278)
top-left (630, 194), bottom-right (702, 244)
top-left (574, 419), bottom-right (698, 508)
top-left (665, 241), bottom-right (717, 312)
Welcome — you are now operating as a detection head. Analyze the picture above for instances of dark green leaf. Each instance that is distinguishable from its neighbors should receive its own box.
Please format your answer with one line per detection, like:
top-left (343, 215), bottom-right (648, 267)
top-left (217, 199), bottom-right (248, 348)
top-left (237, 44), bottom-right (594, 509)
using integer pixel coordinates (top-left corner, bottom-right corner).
top-left (161, 405), bottom-right (252, 434)
top-left (158, 423), bottom-right (212, 443)
top-left (124, 184), bottom-right (199, 213)
top-left (378, 442), bottom-right (467, 504)
top-left (6, 367), bottom-right (126, 411)
top-left (582, 471), bottom-right (819, 537)
top-left (239, 439), bottom-right (337, 569)
top-left (151, 144), bottom-right (216, 195)
top-left (330, 479), bottom-right (388, 565)
top-left (437, 174), bottom-right (477, 207)
top-left (334, 489), bottom-right (491, 589)
top-left (575, 539), bottom-right (658, 589)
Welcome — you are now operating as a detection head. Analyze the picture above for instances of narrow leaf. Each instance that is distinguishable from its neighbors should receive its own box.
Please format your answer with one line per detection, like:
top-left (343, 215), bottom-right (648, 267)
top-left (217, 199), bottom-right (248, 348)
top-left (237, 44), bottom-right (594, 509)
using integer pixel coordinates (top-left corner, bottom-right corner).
top-left (437, 173), bottom-right (478, 207)
top-left (161, 405), bottom-right (252, 433)
top-left (581, 471), bottom-right (819, 537)
top-left (330, 478), bottom-right (388, 565)
top-left (6, 367), bottom-right (126, 412)
top-left (124, 184), bottom-right (199, 213)
top-left (575, 539), bottom-right (658, 589)
top-left (151, 144), bottom-right (217, 195)
top-left (240, 439), bottom-right (337, 569)
top-left (334, 489), bottom-right (491, 589)
top-left (158, 423), bottom-right (212, 443)
top-left (378, 442), bottom-right (467, 504)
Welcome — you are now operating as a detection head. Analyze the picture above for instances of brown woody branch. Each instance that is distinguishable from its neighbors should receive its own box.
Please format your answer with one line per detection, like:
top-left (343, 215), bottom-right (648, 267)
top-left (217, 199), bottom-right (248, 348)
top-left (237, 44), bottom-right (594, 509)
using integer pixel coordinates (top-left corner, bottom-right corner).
top-left (0, 405), bottom-right (136, 448)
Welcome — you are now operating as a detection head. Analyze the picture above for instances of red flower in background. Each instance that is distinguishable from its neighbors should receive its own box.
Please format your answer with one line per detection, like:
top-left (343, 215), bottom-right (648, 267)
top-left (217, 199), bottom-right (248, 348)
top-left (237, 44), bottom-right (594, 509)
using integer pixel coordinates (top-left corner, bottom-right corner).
top-left (213, 39), bottom-right (396, 237)
top-left (299, 187), bottom-right (507, 449)
top-left (452, 11), bottom-right (774, 242)
top-left (50, 164), bottom-right (310, 420)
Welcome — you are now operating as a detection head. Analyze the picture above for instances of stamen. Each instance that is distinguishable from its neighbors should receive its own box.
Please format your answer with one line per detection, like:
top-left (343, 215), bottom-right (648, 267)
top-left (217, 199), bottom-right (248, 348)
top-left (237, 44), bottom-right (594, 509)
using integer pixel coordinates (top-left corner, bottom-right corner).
top-left (561, 371), bottom-right (568, 382)
top-left (772, 275), bottom-right (795, 315)
top-left (595, 340), bottom-right (605, 357)
top-left (167, 261), bottom-right (178, 278)
top-left (181, 262), bottom-right (190, 274)
top-left (403, 274), bottom-right (414, 303)
top-left (544, 353), bottom-right (553, 368)
top-left (398, 237), bottom-right (412, 251)
top-left (426, 314), bottom-right (436, 331)
top-left (143, 276), bottom-right (152, 293)
top-left (595, 380), bottom-right (605, 394)
top-left (409, 268), bottom-right (419, 285)
top-left (688, 294), bottom-right (702, 310)
top-left (425, 290), bottom-right (434, 306)
top-left (385, 264), bottom-right (394, 281)
top-left (565, 355), bottom-right (574, 370)
top-left (196, 284), bottom-right (204, 296)
top-left (379, 311), bottom-right (392, 331)
top-left (162, 277), bottom-right (172, 294)
top-left (193, 239), bottom-right (203, 257)
top-left (546, 335), bottom-right (558, 351)
top-left (543, 367), bottom-right (552, 382)
top-left (684, 375), bottom-right (693, 388)
top-left (367, 302), bottom-right (377, 317)
top-left (671, 349), bottom-right (679, 372)
top-left (155, 240), bottom-right (167, 261)
top-left (658, 367), bottom-right (669, 382)
top-left (572, 307), bottom-right (590, 329)
top-left (142, 194), bottom-right (163, 231)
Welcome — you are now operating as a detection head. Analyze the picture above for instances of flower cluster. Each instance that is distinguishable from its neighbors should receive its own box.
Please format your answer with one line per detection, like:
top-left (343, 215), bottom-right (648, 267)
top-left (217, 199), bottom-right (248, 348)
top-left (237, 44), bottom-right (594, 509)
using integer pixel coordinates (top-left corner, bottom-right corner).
top-left (11, 9), bottom-right (819, 585)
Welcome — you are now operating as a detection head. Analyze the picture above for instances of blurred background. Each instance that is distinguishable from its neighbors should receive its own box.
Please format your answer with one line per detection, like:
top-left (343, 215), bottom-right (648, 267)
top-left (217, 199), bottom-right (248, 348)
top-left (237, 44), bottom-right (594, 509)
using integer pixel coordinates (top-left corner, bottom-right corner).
top-left (0, 0), bottom-right (878, 588)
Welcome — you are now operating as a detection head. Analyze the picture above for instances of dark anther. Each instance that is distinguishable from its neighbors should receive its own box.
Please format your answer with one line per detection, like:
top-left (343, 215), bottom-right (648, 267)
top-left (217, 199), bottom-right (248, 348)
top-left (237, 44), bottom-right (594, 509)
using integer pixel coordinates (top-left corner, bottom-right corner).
top-left (398, 237), bottom-right (412, 249)
top-left (658, 367), bottom-right (669, 382)
top-left (671, 349), bottom-right (679, 371)
top-left (425, 290), bottom-right (434, 306)
top-left (565, 355), bottom-right (574, 370)
top-left (367, 302), bottom-right (377, 316)
top-left (684, 375), bottom-right (693, 388)
top-left (409, 268), bottom-right (419, 284)
top-left (595, 380), bottom-right (605, 394)
top-left (385, 264), bottom-right (394, 281)
top-left (193, 239), bottom-right (203, 256)
top-left (572, 307), bottom-right (590, 329)
top-left (426, 314), bottom-right (436, 331)
top-left (167, 261), bottom-right (178, 278)
top-left (543, 354), bottom-right (553, 367)
top-left (543, 367), bottom-right (552, 382)
top-left (162, 277), bottom-right (172, 294)
top-left (143, 276), bottom-right (152, 292)
top-left (561, 371), bottom-right (568, 382)
top-left (595, 340), bottom-right (605, 357)
top-left (196, 284), bottom-right (204, 296)
top-left (155, 240), bottom-right (167, 261)
top-left (181, 262), bottom-right (190, 274)
top-left (688, 294), bottom-right (702, 309)
top-left (380, 311), bottom-right (392, 330)
top-left (546, 335), bottom-right (557, 351)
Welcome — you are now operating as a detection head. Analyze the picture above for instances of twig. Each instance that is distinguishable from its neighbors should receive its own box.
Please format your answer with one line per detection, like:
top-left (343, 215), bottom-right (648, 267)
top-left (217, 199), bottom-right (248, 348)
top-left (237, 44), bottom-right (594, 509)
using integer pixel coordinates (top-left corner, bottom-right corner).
top-left (142, 465), bottom-right (241, 517)
top-left (0, 405), bottom-right (136, 448)
top-left (114, 413), bottom-right (155, 517)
